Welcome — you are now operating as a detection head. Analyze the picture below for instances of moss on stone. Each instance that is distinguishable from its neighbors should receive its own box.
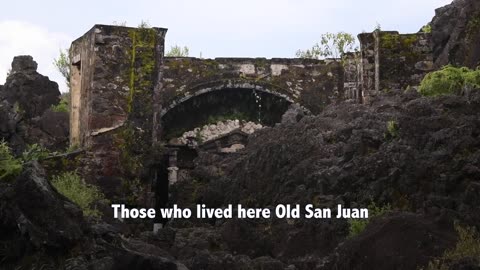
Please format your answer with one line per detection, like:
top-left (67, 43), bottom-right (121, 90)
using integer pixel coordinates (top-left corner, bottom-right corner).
top-left (380, 33), bottom-right (400, 50)
top-left (116, 26), bottom-right (159, 203)
top-left (400, 35), bottom-right (418, 48)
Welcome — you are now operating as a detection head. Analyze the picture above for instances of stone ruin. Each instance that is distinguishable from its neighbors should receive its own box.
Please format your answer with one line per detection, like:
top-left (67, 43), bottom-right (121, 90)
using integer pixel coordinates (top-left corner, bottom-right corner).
top-left (68, 24), bottom-right (435, 208)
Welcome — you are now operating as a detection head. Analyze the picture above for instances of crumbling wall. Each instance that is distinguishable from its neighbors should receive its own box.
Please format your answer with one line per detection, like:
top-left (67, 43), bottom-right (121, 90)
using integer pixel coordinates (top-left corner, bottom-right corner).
top-left (378, 32), bottom-right (433, 91)
top-left (358, 32), bottom-right (377, 100)
top-left (343, 52), bottom-right (362, 102)
top-left (68, 24), bottom-right (437, 203)
top-left (69, 25), bottom-right (167, 201)
top-left (358, 31), bottom-right (433, 99)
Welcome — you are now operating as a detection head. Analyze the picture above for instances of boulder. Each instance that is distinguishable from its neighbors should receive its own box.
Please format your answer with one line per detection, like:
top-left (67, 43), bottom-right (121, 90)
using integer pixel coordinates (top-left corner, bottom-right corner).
top-left (0, 162), bottom-right (84, 267)
top-left (321, 213), bottom-right (457, 270)
top-left (1, 55), bottom-right (61, 119)
top-left (26, 109), bottom-right (70, 151)
top-left (13, 162), bottom-right (85, 249)
top-left (0, 56), bottom-right (69, 153)
top-left (281, 103), bottom-right (309, 125)
top-left (0, 100), bottom-right (25, 154)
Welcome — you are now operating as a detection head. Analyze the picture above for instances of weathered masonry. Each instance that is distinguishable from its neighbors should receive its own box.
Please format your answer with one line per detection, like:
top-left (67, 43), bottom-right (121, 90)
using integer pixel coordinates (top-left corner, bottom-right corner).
top-left (160, 57), bottom-right (344, 140)
top-left (69, 24), bottom-right (434, 202)
top-left (355, 31), bottom-right (433, 99)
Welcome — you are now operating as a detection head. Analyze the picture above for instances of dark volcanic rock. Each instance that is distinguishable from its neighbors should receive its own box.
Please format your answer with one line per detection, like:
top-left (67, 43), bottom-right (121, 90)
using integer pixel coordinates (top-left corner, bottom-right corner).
top-left (0, 162), bottom-right (84, 267)
top-left (26, 108), bottom-right (70, 151)
top-left (172, 89), bottom-right (480, 269)
top-left (0, 100), bottom-right (25, 154)
top-left (321, 212), bottom-right (457, 270)
top-left (0, 56), bottom-right (69, 152)
top-left (13, 162), bottom-right (85, 249)
top-left (431, 0), bottom-right (480, 68)
top-left (11, 55), bottom-right (38, 72)
top-left (1, 55), bottom-right (61, 119)
top-left (0, 162), bottom-right (185, 270)
top-left (281, 104), bottom-right (310, 125)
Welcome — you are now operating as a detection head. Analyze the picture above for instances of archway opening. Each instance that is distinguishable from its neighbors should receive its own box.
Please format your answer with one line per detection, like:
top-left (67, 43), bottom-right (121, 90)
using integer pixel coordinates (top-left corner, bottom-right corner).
top-left (161, 88), bottom-right (292, 141)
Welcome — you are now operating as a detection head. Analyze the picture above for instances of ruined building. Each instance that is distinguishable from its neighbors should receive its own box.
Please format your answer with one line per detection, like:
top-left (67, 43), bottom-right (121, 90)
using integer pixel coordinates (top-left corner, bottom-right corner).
top-left (69, 24), bottom-right (434, 204)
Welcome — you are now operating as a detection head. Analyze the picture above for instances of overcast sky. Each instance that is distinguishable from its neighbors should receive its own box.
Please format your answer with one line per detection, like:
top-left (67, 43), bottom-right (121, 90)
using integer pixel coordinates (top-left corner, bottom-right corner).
top-left (0, 0), bottom-right (452, 92)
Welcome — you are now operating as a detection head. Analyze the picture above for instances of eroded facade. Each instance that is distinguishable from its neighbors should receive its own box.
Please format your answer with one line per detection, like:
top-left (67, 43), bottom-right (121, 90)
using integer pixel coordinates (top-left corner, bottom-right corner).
top-left (69, 24), bottom-right (434, 203)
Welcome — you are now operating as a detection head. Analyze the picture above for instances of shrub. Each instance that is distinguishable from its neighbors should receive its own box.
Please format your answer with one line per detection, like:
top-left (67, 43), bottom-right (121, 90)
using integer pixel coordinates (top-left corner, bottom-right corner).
top-left (421, 24), bottom-right (432, 33)
top-left (422, 223), bottom-right (480, 270)
top-left (165, 45), bottom-right (190, 57)
top-left (51, 172), bottom-right (106, 218)
top-left (463, 69), bottom-right (480, 90)
top-left (53, 49), bottom-right (70, 91)
top-left (66, 143), bottom-right (80, 153)
top-left (0, 141), bottom-right (22, 182)
top-left (51, 93), bottom-right (70, 113)
top-left (386, 120), bottom-right (399, 139)
top-left (21, 144), bottom-right (51, 162)
top-left (348, 202), bottom-right (391, 238)
top-left (418, 66), bottom-right (480, 97)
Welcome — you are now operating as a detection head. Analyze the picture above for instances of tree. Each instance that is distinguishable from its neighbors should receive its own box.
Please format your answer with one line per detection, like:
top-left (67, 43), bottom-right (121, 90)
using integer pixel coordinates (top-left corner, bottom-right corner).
top-left (296, 32), bottom-right (358, 60)
top-left (138, 20), bottom-right (150, 28)
top-left (53, 49), bottom-right (70, 90)
top-left (165, 45), bottom-right (190, 57)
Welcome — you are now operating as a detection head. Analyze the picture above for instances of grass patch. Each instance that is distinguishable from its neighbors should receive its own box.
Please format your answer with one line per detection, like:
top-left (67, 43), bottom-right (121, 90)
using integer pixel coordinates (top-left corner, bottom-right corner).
top-left (50, 93), bottom-right (70, 113)
top-left (422, 223), bottom-right (480, 270)
top-left (385, 120), bottom-right (399, 139)
top-left (348, 202), bottom-right (391, 238)
top-left (0, 140), bottom-right (22, 182)
top-left (51, 171), bottom-right (107, 218)
top-left (21, 144), bottom-right (51, 162)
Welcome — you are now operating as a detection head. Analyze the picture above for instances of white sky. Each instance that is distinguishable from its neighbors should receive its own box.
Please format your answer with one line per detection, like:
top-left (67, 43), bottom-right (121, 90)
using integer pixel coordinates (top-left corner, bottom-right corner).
top-left (0, 0), bottom-right (452, 92)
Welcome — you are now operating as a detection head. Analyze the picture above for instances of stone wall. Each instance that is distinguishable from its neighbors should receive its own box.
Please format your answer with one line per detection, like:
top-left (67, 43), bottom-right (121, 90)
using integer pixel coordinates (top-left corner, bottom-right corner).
top-left (343, 52), bottom-right (362, 102)
top-left (69, 25), bottom-right (167, 201)
top-left (68, 24), bottom-right (437, 203)
top-left (161, 57), bottom-right (343, 113)
top-left (358, 31), bottom-right (433, 99)
top-left (159, 57), bottom-right (343, 140)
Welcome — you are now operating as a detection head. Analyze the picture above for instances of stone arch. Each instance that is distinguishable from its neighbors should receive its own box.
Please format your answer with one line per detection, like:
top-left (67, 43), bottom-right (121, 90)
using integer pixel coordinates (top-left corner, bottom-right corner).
top-left (159, 80), bottom-right (295, 141)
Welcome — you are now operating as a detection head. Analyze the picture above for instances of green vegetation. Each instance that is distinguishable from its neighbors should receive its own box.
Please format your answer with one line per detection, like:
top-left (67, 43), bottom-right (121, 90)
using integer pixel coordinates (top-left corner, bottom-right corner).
top-left (13, 102), bottom-right (24, 115)
top-left (422, 223), bottom-right (480, 270)
top-left (51, 171), bottom-right (106, 218)
top-left (1, 139), bottom-right (82, 183)
top-left (348, 202), bottom-right (391, 238)
top-left (166, 45), bottom-right (190, 57)
top-left (51, 92), bottom-right (70, 112)
top-left (385, 120), bottom-right (399, 139)
top-left (296, 32), bottom-right (358, 59)
top-left (53, 49), bottom-right (71, 91)
top-left (418, 65), bottom-right (480, 97)
top-left (421, 24), bottom-right (432, 33)
top-left (66, 143), bottom-right (80, 153)
top-left (137, 20), bottom-right (150, 28)
top-left (21, 144), bottom-right (50, 162)
top-left (0, 141), bottom-right (22, 182)
top-left (1, 141), bottom-right (102, 218)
